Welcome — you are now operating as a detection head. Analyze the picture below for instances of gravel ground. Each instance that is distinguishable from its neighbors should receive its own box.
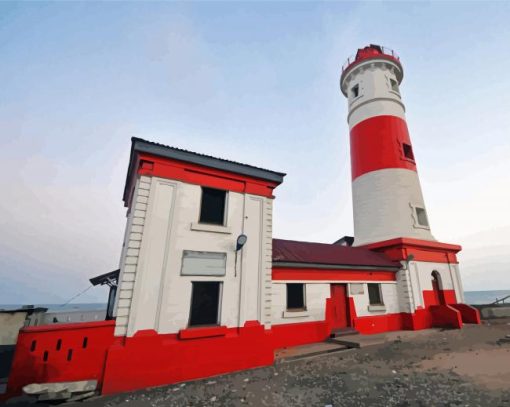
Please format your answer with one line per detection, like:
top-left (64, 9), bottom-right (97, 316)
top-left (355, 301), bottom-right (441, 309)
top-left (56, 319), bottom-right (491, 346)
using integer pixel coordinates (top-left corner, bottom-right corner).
top-left (5, 319), bottom-right (510, 407)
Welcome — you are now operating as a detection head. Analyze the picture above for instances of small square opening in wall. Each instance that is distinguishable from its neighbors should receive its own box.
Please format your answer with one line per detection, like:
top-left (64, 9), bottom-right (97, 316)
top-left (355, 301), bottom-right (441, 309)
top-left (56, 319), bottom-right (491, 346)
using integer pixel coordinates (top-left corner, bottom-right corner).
top-left (403, 143), bottom-right (415, 161)
top-left (368, 283), bottom-right (384, 305)
top-left (199, 187), bottom-right (227, 226)
top-left (390, 78), bottom-right (399, 92)
top-left (287, 283), bottom-right (306, 311)
top-left (351, 84), bottom-right (359, 98)
top-left (189, 282), bottom-right (221, 327)
top-left (415, 207), bottom-right (429, 227)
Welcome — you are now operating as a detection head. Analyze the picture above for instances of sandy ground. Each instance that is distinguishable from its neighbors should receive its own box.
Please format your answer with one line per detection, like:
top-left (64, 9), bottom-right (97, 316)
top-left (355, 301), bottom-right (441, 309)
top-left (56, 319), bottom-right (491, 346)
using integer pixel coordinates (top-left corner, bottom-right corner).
top-left (5, 319), bottom-right (510, 406)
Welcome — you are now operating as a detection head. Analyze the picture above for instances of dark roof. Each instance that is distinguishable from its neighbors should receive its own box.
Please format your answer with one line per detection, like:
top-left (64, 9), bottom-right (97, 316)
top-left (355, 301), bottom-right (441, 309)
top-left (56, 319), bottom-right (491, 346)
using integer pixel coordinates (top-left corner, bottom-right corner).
top-left (333, 236), bottom-right (355, 247)
top-left (272, 239), bottom-right (400, 269)
top-left (89, 269), bottom-right (120, 286)
top-left (123, 137), bottom-right (286, 204)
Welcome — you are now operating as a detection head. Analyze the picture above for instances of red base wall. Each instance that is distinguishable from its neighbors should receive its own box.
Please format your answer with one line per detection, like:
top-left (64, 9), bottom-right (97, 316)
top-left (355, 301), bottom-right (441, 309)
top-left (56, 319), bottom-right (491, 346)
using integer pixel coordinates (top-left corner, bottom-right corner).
top-left (4, 292), bottom-right (480, 400)
top-left (3, 321), bottom-right (115, 399)
top-left (102, 321), bottom-right (274, 395)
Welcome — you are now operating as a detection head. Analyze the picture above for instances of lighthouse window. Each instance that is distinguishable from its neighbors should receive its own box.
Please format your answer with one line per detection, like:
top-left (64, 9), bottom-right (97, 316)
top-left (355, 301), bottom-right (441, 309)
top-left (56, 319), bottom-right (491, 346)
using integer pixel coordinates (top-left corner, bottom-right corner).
top-left (199, 187), bottom-right (227, 226)
top-left (390, 78), bottom-right (399, 92)
top-left (403, 143), bottom-right (415, 160)
top-left (415, 207), bottom-right (429, 227)
top-left (286, 283), bottom-right (306, 311)
top-left (351, 84), bottom-right (359, 98)
top-left (368, 283), bottom-right (384, 306)
top-left (189, 281), bottom-right (222, 326)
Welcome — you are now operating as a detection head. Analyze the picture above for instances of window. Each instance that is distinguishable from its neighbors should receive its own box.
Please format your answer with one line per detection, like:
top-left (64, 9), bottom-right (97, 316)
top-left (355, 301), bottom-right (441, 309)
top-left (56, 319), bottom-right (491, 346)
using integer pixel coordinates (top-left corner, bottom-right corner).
top-left (390, 78), bottom-right (399, 92)
top-left (403, 143), bottom-right (415, 161)
top-left (189, 282), bottom-right (221, 327)
top-left (199, 187), bottom-right (227, 225)
top-left (351, 84), bottom-right (359, 98)
top-left (367, 283), bottom-right (383, 305)
top-left (415, 207), bottom-right (429, 227)
top-left (286, 283), bottom-right (305, 310)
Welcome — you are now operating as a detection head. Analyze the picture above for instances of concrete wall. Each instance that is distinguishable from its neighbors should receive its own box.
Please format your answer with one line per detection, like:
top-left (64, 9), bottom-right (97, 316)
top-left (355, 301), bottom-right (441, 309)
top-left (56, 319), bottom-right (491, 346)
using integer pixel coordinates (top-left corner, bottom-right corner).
top-left (38, 310), bottom-right (107, 325)
top-left (0, 312), bottom-right (27, 346)
top-left (114, 175), bottom-right (272, 337)
top-left (405, 261), bottom-right (463, 310)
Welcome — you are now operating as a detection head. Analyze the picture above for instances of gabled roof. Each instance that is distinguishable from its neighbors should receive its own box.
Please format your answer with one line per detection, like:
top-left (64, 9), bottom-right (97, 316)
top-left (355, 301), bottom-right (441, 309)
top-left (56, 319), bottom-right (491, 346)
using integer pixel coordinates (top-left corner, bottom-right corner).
top-left (124, 137), bottom-right (286, 203)
top-left (272, 238), bottom-right (400, 269)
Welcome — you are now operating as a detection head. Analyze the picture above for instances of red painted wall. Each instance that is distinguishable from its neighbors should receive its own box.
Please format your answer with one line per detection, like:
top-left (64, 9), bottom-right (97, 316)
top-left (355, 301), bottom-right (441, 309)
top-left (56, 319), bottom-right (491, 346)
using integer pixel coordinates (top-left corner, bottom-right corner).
top-left (4, 321), bottom-right (115, 398)
top-left (350, 115), bottom-right (416, 180)
top-left (4, 289), bottom-right (477, 400)
top-left (272, 268), bottom-right (396, 282)
top-left (135, 153), bottom-right (279, 199)
top-left (101, 321), bottom-right (273, 395)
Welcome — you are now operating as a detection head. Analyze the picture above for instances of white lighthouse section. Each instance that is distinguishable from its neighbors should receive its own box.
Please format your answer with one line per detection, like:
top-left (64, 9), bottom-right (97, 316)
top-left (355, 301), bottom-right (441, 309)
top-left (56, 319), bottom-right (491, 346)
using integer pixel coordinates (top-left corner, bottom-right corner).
top-left (114, 175), bottom-right (273, 337)
top-left (343, 59), bottom-right (405, 129)
top-left (341, 53), bottom-right (435, 246)
top-left (352, 169), bottom-right (434, 245)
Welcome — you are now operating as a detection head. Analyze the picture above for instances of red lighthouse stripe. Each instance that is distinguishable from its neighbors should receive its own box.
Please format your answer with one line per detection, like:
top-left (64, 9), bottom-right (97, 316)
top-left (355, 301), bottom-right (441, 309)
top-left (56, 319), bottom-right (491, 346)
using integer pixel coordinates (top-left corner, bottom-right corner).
top-left (350, 115), bottom-right (417, 180)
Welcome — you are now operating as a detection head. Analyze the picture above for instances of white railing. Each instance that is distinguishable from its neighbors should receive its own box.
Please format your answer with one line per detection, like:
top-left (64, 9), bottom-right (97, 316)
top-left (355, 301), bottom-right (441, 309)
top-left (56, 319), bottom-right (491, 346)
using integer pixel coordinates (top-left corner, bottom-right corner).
top-left (342, 46), bottom-right (399, 72)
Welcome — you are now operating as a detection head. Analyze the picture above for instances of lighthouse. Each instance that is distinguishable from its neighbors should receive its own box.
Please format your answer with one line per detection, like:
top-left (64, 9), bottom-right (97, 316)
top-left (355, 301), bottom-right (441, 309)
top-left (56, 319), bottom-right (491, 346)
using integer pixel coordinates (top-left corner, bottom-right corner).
top-left (340, 45), bottom-right (434, 246)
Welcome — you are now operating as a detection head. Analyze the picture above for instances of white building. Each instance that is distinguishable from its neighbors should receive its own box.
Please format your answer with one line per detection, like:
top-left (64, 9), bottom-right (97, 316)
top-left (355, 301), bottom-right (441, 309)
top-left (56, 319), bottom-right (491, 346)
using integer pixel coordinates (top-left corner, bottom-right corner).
top-left (3, 44), bottom-right (481, 400)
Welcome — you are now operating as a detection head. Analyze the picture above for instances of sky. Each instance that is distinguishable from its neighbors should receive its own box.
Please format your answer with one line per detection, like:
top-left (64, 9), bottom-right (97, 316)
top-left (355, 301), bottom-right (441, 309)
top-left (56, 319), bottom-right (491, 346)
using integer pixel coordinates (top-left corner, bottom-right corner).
top-left (1, 1), bottom-right (509, 304)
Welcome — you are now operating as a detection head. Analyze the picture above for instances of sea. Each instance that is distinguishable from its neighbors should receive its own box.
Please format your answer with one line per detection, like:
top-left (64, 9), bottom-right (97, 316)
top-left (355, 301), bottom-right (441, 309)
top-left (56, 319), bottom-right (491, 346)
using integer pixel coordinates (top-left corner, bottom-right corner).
top-left (0, 303), bottom-right (107, 312)
top-left (1, 290), bottom-right (510, 311)
top-left (463, 290), bottom-right (510, 305)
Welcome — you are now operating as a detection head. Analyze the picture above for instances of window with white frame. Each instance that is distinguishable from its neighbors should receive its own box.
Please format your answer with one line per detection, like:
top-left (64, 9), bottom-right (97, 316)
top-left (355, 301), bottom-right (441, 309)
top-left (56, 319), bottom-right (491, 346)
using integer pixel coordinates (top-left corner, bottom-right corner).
top-left (415, 207), bottom-right (429, 227)
top-left (286, 283), bottom-right (306, 311)
top-left (367, 283), bottom-right (384, 306)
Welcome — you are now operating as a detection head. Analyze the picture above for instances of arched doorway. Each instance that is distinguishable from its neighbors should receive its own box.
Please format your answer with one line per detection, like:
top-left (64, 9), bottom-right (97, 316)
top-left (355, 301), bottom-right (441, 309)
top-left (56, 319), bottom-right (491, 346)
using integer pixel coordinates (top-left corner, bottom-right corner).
top-left (431, 271), bottom-right (445, 305)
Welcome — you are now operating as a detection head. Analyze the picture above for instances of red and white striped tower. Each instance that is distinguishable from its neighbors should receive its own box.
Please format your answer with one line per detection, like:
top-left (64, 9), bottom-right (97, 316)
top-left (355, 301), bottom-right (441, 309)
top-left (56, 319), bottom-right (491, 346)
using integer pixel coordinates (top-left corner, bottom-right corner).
top-left (340, 45), bottom-right (435, 246)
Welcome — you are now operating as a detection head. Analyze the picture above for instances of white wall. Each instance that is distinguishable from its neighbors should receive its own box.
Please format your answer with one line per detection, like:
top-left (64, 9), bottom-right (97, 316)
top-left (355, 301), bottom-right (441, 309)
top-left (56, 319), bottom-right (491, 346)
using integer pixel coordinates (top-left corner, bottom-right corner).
top-left (114, 175), bottom-right (273, 337)
top-left (350, 283), bottom-right (400, 317)
top-left (407, 261), bottom-right (463, 309)
top-left (271, 281), bottom-right (400, 325)
top-left (352, 169), bottom-right (435, 246)
top-left (271, 283), bottom-right (330, 325)
top-left (342, 60), bottom-right (404, 129)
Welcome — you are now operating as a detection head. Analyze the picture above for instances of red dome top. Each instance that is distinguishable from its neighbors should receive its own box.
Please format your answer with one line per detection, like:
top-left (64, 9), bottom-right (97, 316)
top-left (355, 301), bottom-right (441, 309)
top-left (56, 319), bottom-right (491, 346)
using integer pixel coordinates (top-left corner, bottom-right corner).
top-left (342, 44), bottom-right (400, 72)
top-left (340, 44), bottom-right (403, 94)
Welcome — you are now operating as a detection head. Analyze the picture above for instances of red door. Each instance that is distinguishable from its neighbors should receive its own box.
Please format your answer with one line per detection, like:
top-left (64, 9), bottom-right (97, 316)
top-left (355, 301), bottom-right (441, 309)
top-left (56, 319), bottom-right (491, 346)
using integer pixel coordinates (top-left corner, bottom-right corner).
top-left (331, 284), bottom-right (350, 329)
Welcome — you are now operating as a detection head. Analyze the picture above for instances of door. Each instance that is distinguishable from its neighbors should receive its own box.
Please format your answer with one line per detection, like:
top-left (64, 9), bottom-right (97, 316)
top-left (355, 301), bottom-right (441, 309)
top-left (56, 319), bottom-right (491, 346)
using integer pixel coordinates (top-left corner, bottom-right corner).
top-left (431, 271), bottom-right (445, 305)
top-left (331, 284), bottom-right (350, 329)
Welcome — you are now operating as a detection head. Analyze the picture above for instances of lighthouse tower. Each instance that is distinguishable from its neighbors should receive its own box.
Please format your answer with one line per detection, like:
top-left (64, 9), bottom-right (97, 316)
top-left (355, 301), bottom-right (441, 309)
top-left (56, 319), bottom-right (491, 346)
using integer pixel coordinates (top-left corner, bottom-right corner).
top-left (340, 45), bottom-right (434, 246)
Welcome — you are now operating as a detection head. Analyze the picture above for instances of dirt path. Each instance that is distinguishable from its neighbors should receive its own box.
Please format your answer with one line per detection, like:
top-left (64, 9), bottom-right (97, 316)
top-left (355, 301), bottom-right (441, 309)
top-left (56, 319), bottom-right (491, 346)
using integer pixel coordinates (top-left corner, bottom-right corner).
top-left (5, 319), bottom-right (510, 406)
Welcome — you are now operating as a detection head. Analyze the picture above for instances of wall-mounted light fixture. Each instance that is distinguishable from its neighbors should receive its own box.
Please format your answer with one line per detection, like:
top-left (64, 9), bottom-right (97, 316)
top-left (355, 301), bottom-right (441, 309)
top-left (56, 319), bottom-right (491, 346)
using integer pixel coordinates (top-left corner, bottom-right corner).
top-left (236, 234), bottom-right (247, 251)
top-left (235, 234), bottom-right (248, 277)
